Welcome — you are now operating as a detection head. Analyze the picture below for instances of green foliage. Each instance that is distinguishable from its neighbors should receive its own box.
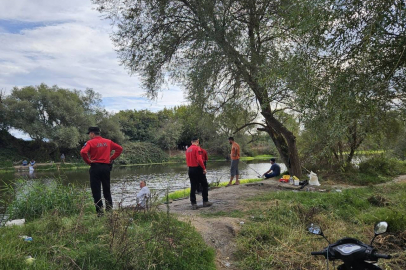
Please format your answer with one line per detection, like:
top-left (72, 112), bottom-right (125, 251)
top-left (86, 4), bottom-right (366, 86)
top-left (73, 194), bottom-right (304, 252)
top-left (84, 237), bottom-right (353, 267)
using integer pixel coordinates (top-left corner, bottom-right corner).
top-left (3, 179), bottom-right (91, 221)
top-left (359, 156), bottom-right (406, 177)
top-left (0, 211), bottom-right (215, 270)
top-left (2, 84), bottom-right (124, 149)
top-left (115, 109), bottom-right (160, 142)
top-left (236, 184), bottom-right (406, 269)
top-left (117, 142), bottom-right (169, 164)
top-left (0, 179), bottom-right (216, 270)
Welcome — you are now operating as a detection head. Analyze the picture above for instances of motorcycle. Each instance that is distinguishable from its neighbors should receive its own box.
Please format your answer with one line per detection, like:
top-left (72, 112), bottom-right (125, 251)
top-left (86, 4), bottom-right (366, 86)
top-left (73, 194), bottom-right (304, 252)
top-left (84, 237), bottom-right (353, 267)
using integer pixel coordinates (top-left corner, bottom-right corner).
top-left (308, 221), bottom-right (392, 270)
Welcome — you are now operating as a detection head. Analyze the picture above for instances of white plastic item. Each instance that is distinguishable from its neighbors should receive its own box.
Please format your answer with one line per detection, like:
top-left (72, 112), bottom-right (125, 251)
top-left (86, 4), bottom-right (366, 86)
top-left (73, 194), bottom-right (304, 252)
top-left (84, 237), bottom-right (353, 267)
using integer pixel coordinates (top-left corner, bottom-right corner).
top-left (5, 219), bottom-right (25, 227)
top-left (309, 171), bottom-right (321, 186)
top-left (294, 180), bottom-right (299, 186)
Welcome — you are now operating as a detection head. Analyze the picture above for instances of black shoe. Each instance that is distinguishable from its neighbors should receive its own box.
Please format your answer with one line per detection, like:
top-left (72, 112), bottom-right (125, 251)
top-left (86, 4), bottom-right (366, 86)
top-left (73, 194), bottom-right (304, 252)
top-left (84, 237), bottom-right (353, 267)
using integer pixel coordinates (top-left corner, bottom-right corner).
top-left (203, 202), bottom-right (213, 207)
top-left (191, 204), bottom-right (198, 210)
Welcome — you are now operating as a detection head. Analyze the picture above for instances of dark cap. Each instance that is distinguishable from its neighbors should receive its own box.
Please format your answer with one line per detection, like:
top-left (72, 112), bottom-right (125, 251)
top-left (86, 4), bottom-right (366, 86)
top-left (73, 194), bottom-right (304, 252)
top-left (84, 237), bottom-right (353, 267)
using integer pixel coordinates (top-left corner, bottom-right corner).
top-left (191, 137), bottom-right (199, 142)
top-left (87, 127), bottom-right (100, 134)
top-left (270, 158), bottom-right (276, 162)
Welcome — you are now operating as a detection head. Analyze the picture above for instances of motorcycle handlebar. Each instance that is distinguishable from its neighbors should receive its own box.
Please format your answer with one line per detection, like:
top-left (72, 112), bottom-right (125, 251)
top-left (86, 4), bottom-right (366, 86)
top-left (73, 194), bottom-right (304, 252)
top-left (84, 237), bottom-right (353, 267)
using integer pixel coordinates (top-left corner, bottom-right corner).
top-left (373, 253), bottom-right (392, 259)
top-left (311, 251), bottom-right (325, 256)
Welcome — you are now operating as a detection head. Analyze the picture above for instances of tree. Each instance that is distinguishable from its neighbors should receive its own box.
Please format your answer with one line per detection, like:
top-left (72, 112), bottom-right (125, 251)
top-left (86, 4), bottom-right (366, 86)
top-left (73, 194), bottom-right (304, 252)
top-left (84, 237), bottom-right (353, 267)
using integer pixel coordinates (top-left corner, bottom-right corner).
top-left (154, 118), bottom-right (183, 154)
top-left (115, 109), bottom-right (159, 142)
top-left (93, 0), bottom-right (307, 176)
top-left (2, 84), bottom-right (118, 148)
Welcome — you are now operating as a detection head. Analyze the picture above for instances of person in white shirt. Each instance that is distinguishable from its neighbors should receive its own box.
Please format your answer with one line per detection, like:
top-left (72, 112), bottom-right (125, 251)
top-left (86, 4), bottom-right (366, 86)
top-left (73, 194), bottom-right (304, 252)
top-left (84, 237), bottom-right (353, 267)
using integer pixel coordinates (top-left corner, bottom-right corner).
top-left (137, 180), bottom-right (150, 209)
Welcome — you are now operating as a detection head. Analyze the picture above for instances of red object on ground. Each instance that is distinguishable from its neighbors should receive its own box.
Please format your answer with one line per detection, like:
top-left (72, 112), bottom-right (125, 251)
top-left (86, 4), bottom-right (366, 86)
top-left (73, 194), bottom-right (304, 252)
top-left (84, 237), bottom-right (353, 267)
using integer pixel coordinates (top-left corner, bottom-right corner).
top-left (279, 178), bottom-right (289, 183)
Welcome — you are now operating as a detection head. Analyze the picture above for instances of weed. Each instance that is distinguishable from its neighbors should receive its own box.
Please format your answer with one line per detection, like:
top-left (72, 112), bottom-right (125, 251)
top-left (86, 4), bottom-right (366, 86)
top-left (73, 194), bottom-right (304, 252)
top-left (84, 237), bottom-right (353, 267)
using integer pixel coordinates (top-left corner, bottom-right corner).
top-left (235, 183), bottom-right (406, 269)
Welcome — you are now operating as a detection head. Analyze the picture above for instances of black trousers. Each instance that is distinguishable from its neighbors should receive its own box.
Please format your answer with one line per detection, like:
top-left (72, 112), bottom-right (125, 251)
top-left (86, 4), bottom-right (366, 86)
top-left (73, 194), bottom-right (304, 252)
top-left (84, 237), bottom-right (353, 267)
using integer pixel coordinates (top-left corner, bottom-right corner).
top-left (89, 163), bottom-right (112, 213)
top-left (188, 166), bottom-right (208, 204)
top-left (196, 162), bottom-right (207, 193)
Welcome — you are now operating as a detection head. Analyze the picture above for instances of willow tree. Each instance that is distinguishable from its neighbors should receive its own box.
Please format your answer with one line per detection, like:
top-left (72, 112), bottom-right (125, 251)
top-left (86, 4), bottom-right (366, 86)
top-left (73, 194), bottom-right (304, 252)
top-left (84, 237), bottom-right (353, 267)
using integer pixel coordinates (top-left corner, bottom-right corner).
top-left (94, 0), bottom-right (303, 177)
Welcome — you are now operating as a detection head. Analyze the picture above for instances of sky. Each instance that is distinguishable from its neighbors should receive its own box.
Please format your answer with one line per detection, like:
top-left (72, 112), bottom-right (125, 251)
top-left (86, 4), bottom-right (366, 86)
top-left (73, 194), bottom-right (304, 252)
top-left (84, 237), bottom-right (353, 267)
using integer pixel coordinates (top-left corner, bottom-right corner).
top-left (0, 0), bottom-right (187, 114)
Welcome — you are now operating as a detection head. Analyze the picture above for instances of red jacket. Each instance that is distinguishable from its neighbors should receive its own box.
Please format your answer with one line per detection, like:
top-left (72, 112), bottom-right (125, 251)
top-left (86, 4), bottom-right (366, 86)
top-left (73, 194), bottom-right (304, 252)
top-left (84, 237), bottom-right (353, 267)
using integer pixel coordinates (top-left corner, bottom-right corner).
top-left (80, 136), bottom-right (123, 165)
top-left (199, 148), bottom-right (208, 162)
top-left (186, 145), bottom-right (206, 170)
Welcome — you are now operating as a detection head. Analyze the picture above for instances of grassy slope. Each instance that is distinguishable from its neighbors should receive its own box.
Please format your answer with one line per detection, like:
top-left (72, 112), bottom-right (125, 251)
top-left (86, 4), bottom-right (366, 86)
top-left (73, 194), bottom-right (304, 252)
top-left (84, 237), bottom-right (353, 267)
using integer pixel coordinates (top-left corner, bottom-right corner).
top-left (199, 183), bottom-right (406, 270)
top-left (0, 181), bottom-right (216, 270)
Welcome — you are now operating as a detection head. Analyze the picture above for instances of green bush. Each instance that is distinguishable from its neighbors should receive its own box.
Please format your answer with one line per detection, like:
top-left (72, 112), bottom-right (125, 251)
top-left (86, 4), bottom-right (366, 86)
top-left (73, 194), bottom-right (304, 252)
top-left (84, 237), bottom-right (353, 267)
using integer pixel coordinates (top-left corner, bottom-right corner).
top-left (3, 179), bottom-right (91, 221)
top-left (359, 156), bottom-right (406, 177)
top-left (117, 142), bottom-right (169, 164)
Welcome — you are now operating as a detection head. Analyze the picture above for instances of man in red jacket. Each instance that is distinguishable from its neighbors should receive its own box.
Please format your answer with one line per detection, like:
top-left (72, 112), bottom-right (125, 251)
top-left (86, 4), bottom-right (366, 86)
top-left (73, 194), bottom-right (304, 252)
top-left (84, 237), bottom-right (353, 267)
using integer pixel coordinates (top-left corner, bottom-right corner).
top-left (80, 127), bottom-right (123, 215)
top-left (186, 137), bottom-right (212, 210)
top-left (196, 141), bottom-right (208, 194)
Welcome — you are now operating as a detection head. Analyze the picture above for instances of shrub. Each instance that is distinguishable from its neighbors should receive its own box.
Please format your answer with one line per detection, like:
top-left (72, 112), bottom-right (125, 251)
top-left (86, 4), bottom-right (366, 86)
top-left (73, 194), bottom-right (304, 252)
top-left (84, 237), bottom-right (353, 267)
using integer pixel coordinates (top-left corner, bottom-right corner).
top-left (117, 142), bottom-right (169, 164)
top-left (359, 155), bottom-right (406, 177)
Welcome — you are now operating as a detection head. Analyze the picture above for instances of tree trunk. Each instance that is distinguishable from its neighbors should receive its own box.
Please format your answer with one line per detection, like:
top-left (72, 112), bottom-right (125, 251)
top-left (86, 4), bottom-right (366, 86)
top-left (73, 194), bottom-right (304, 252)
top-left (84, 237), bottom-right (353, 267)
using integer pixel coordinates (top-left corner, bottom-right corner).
top-left (259, 109), bottom-right (302, 178)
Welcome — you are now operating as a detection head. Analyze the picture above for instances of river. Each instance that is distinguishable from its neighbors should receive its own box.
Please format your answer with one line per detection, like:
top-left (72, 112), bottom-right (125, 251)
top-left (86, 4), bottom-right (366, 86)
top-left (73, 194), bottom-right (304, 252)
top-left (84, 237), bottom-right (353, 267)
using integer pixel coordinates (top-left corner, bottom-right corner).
top-left (0, 160), bottom-right (286, 214)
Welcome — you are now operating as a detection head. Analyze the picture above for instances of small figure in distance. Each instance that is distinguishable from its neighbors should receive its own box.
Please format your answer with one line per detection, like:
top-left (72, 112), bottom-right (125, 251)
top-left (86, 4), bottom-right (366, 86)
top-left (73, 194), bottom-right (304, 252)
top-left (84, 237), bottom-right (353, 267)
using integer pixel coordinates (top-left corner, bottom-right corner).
top-left (262, 158), bottom-right (281, 179)
top-left (136, 180), bottom-right (151, 209)
top-left (22, 160), bottom-right (28, 166)
top-left (60, 153), bottom-right (65, 164)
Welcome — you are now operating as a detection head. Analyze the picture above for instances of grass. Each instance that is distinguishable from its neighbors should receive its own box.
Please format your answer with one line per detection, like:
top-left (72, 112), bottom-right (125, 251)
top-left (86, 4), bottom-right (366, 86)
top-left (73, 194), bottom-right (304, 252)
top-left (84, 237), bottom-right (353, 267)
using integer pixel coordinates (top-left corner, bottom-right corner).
top-left (213, 183), bottom-right (406, 270)
top-left (2, 179), bottom-right (91, 221)
top-left (240, 155), bottom-right (273, 161)
top-left (342, 150), bottom-right (385, 155)
top-left (0, 180), bottom-right (216, 270)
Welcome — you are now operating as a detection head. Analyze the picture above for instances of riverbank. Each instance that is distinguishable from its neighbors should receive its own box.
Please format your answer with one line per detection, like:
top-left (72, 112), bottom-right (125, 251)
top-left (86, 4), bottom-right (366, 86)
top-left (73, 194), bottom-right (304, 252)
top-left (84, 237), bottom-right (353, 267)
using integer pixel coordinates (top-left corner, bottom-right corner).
top-left (2, 172), bottom-right (406, 269)
top-left (0, 154), bottom-right (274, 173)
top-left (0, 180), bottom-right (216, 270)
top-left (162, 176), bottom-right (406, 270)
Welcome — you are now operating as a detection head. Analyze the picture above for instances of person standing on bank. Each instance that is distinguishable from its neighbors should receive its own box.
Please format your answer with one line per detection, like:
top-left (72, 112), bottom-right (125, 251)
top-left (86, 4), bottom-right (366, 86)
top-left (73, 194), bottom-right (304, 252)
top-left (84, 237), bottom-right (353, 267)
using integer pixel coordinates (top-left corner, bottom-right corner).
top-left (262, 158), bottom-right (281, 179)
top-left (80, 127), bottom-right (123, 215)
top-left (196, 141), bottom-right (208, 194)
top-left (227, 137), bottom-right (240, 186)
top-left (186, 137), bottom-right (212, 210)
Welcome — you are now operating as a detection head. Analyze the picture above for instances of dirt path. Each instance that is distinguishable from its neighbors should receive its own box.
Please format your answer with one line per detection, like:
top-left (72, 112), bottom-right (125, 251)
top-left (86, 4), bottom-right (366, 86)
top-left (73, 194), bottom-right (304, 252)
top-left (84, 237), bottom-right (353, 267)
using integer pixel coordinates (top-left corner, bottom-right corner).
top-left (160, 180), bottom-right (300, 269)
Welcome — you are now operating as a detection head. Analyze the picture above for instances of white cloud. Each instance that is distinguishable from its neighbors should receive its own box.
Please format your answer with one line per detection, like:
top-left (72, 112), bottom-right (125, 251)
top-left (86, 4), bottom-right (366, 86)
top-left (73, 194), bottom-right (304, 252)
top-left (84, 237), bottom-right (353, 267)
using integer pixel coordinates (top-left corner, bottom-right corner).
top-left (0, 0), bottom-right (187, 112)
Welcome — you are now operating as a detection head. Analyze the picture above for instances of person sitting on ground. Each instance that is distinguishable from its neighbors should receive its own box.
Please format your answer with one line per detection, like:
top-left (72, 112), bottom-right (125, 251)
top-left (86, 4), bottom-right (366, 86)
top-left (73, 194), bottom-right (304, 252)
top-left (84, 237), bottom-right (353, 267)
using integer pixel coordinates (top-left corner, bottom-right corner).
top-left (29, 159), bottom-right (36, 167)
top-left (136, 180), bottom-right (151, 209)
top-left (262, 158), bottom-right (281, 179)
top-left (22, 160), bottom-right (28, 166)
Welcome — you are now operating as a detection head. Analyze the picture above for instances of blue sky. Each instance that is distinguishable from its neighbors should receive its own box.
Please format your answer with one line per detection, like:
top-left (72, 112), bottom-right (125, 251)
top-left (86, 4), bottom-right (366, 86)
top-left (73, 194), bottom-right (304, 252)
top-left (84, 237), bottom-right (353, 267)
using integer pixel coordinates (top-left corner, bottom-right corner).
top-left (0, 0), bottom-right (187, 115)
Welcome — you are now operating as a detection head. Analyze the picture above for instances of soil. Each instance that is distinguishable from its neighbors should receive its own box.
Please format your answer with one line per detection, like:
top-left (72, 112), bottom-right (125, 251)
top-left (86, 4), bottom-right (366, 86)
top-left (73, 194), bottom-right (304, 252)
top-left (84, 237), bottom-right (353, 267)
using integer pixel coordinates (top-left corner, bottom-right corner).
top-left (160, 175), bottom-right (406, 270)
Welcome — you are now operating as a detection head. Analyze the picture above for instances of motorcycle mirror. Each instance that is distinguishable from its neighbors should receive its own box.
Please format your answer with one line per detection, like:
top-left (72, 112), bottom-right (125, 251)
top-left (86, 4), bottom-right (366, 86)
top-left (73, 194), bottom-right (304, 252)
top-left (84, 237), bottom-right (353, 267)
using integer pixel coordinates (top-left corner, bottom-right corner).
top-left (307, 223), bottom-right (323, 236)
top-left (374, 221), bottom-right (388, 235)
top-left (371, 221), bottom-right (388, 245)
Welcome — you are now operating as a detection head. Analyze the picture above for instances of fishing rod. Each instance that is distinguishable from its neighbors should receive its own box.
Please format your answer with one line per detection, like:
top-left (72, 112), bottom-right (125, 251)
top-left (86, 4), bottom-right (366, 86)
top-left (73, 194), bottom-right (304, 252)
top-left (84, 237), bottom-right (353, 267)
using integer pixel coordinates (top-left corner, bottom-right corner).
top-left (239, 159), bottom-right (263, 178)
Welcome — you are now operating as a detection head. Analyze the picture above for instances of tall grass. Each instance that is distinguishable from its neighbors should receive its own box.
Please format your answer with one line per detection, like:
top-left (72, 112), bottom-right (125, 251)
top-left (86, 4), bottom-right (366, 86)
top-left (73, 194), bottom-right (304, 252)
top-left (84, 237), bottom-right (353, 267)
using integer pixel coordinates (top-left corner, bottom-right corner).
top-left (2, 179), bottom-right (91, 221)
top-left (0, 179), bottom-right (216, 270)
